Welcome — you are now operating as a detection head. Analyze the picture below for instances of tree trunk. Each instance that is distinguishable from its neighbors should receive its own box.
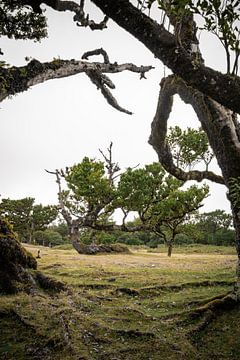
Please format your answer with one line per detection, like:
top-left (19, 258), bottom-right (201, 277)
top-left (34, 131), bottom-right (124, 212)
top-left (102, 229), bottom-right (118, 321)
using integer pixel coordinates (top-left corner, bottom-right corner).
top-left (231, 207), bottom-right (240, 299)
top-left (167, 241), bottom-right (173, 257)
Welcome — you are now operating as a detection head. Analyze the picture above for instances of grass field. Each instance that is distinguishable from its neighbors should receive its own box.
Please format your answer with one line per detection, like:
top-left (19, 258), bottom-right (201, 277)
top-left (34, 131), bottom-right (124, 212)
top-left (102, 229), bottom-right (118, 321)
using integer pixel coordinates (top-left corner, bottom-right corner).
top-left (0, 244), bottom-right (239, 359)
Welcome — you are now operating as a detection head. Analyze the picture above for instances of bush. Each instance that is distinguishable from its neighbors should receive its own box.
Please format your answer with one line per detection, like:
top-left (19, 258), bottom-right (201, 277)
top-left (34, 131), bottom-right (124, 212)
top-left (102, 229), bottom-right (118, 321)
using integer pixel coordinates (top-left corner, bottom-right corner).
top-left (147, 239), bottom-right (159, 248)
top-left (175, 233), bottom-right (195, 245)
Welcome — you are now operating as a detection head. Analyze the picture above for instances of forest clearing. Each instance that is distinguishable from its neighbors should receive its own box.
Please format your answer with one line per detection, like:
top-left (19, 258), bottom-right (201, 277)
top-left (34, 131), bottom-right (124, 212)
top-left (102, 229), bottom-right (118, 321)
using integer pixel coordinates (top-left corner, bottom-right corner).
top-left (0, 244), bottom-right (239, 360)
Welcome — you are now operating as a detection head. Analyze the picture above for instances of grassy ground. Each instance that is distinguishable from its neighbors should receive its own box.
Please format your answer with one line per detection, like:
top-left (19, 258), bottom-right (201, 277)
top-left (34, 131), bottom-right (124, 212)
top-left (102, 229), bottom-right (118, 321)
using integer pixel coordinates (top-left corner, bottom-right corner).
top-left (0, 244), bottom-right (239, 359)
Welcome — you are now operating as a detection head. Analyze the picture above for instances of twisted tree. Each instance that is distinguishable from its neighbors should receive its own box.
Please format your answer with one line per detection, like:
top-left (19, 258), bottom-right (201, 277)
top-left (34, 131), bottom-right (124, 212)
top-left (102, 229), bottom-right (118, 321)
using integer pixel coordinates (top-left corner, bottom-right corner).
top-left (47, 144), bottom-right (208, 256)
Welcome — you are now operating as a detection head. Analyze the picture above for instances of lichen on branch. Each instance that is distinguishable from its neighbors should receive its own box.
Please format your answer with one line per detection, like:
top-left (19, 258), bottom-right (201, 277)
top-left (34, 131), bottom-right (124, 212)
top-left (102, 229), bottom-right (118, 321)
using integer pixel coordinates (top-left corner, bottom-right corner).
top-left (0, 50), bottom-right (153, 114)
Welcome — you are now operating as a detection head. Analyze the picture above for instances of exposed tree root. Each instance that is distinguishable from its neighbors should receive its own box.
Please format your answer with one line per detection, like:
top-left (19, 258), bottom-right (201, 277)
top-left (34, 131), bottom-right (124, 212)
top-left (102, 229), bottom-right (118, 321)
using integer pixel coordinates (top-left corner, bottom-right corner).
top-left (114, 328), bottom-right (155, 339)
top-left (78, 283), bottom-right (113, 290)
top-left (34, 271), bottom-right (66, 292)
top-left (184, 292), bottom-right (239, 338)
top-left (190, 293), bottom-right (238, 316)
top-left (0, 216), bottom-right (67, 295)
top-left (0, 308), bottom-right (38, 336)
top-left (139, 280), bottom-right (234, 295)
top-left (116, 287), bottom-right (139, 297)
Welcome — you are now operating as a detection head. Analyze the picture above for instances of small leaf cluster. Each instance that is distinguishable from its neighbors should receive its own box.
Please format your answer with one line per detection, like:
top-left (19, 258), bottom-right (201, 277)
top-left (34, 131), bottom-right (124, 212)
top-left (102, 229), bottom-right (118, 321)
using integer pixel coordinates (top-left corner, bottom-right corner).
top-left (0, 0), bottom-right (47, 41)
top-left (167, 126), bottom-right (214, 170)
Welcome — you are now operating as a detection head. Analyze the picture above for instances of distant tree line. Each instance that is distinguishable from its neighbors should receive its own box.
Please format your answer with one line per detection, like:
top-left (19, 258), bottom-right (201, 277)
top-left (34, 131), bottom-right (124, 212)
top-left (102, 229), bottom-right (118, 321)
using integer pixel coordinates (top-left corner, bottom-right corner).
top-left (0, 196), bottom-right (234, 250)
top-left (74, 209), bottom-right (234, 248)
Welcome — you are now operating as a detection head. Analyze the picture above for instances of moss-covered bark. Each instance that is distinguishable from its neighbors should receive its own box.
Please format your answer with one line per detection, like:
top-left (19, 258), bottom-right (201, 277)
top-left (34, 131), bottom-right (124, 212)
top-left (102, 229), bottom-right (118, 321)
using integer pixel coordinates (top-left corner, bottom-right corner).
top-left (0, 218), bottom-right (37, 294)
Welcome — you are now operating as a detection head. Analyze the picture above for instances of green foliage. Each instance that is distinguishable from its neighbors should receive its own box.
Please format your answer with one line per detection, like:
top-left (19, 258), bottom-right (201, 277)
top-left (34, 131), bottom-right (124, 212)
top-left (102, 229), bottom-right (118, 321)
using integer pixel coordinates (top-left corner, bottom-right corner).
top-left (60, 155), bottom-right (208, 255)
top-left (32, 204), bottom-right (58, 231)
top-left (0, 197), bottom-right (34, 242)
top-left (117, 162), bottom-right (182, 214)
top-left (179, 210), bottom-right (234, 246)
top-left (49, 221), bottom-right (69, 240)
top-left (34, 229), bottom-right (64, 247)
top-left (150, 184), bottom-right (209, 224)
top-left (0, 0), bottom-right (47, 41)
top-left (167, 126), bottom-right (214, 170)
top-left (192, 0), bottom-right (240, 74)
top-left (64, 157), bottom-right (115, 216)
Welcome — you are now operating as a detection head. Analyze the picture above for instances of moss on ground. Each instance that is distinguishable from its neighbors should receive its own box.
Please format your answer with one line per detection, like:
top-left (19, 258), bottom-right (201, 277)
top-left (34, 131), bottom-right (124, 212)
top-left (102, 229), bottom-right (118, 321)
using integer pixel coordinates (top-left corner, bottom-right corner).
top-left (0, 244), bottom-right (239, 359)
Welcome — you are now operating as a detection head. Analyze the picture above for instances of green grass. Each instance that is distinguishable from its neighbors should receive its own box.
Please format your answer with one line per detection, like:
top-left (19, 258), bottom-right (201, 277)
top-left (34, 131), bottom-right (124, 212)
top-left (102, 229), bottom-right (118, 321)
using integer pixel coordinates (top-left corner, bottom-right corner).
top-left (0, 244), bottom-right (239, 360)
top-left (147, 243), bottom-right (236, 255)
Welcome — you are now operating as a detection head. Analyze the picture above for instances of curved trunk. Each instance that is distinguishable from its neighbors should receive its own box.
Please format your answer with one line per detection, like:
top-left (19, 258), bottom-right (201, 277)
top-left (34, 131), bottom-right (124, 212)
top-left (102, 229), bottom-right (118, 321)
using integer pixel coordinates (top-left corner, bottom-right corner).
top-left (69, 226), bottom-right (86, 254)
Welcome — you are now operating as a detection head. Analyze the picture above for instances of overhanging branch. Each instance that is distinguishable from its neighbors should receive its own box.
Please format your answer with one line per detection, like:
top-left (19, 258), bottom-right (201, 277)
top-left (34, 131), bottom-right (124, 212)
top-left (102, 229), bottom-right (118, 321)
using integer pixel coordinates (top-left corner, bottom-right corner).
top-left (23, 0), bottom-right (109, 30)
top-left (0, 54), bottom-right (153, 114)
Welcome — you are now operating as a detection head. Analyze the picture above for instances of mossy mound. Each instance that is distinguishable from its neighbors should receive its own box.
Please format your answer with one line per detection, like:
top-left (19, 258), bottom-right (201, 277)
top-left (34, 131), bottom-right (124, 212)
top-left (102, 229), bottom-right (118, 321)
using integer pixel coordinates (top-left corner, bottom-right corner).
top-left (0, 218), bottom-right (66, 294)
top-left (73, 242), bottom-right (130, 255)
top-left (0, 218), bottom-right (37, 294)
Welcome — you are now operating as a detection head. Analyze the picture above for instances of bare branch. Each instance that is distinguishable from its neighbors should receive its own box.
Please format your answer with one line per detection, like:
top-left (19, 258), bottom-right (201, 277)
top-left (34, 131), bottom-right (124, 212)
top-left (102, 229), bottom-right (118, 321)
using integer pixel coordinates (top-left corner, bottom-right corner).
top-left (98, 142), bottom-right (120, 186)
top-left (23, 0), bottom-right (109, 30)
top-left (82, 48), bottom-right (110, 64)
top-left (0, 57), bottom-right (153, 114)
top-left (45, 169), bottom-right (72, 226)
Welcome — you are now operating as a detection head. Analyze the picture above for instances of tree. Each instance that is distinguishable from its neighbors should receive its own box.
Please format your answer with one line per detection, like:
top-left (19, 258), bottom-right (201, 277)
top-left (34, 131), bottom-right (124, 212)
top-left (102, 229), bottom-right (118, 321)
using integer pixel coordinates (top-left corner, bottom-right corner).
top-left (34, 229), bottom-right (64, 246)
top-left (0, 197), bottom-right (58, 242)
top-left (151, 185), bottom-right (209, 256)
top-left (0, 197), bottom-right (34, 242)
top-left (195, 210), bottom-right (233, 244)
top-left (1, 0), bottom-right (240, 297)
top-left (48, 146), bottom-right (208, 256)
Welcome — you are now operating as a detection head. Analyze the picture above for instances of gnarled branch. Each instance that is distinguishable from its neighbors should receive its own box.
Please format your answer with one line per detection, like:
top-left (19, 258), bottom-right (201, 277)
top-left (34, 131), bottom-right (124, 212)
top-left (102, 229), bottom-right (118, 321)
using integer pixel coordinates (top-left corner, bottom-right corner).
top-left (23, 0), bottom-right (108, 30)
top-left (0, 54), bottom-right (153, 114)
top-left (149, 75), bottom-right (225, 185)
top-left (82, 48), bottom-right (110, 64)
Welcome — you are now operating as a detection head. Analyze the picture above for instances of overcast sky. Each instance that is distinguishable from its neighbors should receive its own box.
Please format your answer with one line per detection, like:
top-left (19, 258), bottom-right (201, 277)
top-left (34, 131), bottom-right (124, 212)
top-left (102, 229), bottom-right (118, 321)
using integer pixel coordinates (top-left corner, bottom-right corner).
top-left (0, 2), bottom-right (232, 214)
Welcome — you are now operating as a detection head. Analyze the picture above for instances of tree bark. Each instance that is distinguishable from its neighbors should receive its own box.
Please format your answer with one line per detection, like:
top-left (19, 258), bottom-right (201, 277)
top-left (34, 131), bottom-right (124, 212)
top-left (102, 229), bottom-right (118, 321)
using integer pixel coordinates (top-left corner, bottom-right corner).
top-left (0, 58), bottom-right (153, 114)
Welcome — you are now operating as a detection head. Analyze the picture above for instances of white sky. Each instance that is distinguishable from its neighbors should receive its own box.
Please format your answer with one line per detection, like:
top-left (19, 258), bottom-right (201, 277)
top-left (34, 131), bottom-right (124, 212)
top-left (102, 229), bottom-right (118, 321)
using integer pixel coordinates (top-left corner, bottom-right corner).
top-left (0, 3), bottom-right (231, 214)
